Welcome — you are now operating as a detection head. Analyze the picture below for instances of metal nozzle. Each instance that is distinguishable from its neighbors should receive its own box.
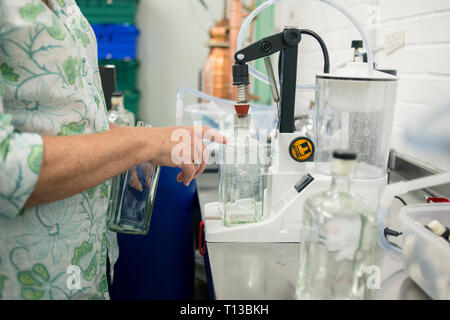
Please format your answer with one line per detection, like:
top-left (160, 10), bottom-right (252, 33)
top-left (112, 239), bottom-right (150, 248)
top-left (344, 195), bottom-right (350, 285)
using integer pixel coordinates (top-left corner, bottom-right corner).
top-left (233, 63), bottom-right (250, 115)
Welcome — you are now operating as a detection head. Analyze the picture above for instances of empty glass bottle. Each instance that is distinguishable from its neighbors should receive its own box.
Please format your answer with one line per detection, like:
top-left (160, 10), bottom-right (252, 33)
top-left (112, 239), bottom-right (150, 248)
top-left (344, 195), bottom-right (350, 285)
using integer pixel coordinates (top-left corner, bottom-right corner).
top-left (106, 121), bottom-right (160, 235)
top-left (107, 92), bottom-right (135, 126)
top-left (218, 113), bottom-right (264, 226)
top-left (296, 150), bottom-right (378, 300)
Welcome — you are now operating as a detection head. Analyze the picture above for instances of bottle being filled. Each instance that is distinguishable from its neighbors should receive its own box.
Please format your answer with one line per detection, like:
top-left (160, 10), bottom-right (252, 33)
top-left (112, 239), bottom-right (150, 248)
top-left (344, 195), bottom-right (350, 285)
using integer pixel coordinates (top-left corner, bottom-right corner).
top-left (296, 150), bottom-right (378, 300)
top-left (218, 112), bottom-right (264, 226)
top-left (107, 91), bottom-right (135, 127)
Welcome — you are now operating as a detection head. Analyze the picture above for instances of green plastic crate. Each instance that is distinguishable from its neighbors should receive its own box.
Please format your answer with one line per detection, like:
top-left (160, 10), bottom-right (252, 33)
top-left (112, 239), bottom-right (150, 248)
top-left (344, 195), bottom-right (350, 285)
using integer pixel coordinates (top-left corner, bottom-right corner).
top-left (99, 59), bottom-right (139, 92)
top-left (124, 90), bottom-right (139, 119)
top-left (77, 0), bottom-right (139, 24)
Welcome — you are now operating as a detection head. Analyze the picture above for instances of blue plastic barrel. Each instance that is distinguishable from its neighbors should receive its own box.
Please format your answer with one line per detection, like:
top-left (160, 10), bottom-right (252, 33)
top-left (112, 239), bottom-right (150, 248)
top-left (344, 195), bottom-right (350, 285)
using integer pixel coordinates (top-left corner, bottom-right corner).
top-left (109, 166), bottom-right (196, 299)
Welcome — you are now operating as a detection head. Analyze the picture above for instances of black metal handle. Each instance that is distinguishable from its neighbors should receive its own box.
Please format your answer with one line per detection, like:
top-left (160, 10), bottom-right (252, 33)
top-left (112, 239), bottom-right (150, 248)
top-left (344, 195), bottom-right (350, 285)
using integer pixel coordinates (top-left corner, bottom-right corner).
top-left (232, 28), bottom-right (330, 134)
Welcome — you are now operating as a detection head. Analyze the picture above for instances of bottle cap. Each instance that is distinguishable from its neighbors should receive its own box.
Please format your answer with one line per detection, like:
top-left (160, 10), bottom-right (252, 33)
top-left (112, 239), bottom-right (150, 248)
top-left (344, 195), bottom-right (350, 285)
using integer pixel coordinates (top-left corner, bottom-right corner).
top-left (112, 91), bottom-right (123, 97)
top-left (426, 220), bottom-right (446, 236)
top-left (332, 150), bottom-right (357, 160)
top-left (332, 150), bottom-right (357, 176)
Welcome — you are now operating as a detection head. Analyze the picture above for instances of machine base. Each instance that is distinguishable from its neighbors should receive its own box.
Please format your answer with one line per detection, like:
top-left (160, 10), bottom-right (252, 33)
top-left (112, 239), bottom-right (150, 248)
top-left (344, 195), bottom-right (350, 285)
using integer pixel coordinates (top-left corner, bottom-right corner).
top-left (204, 171), bottom-right (387, 243)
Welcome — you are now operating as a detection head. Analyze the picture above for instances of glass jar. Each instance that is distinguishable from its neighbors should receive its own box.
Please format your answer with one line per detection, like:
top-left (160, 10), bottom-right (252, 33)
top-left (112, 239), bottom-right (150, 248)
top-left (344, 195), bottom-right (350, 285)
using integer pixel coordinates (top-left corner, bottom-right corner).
top-left (218, 113), bottom-right (264, 226)
top-left (106, 121), bottom-right (160, 235)
top-left (314, 62), bottom-right (398, 179)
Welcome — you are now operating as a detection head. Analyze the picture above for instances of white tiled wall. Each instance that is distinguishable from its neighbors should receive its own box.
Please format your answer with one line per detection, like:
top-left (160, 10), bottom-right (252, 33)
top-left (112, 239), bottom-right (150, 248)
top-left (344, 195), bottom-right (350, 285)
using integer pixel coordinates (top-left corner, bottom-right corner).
top-left (274, 0), bottom-right (450, 172)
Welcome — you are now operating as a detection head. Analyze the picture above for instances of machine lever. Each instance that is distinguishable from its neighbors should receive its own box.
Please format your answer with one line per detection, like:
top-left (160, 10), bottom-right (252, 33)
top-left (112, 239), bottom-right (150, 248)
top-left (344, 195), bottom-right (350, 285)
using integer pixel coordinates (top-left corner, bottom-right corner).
top-left (264, 57), bottom-right (280, 105)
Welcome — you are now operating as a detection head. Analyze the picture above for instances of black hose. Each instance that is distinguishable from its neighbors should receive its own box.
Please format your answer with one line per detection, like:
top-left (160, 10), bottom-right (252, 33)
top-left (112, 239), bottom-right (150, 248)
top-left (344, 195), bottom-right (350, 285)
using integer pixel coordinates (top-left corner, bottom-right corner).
top-left (300, 29), bottom-right (330, 74)
top-left (394, 195), bottom-right (407, 206)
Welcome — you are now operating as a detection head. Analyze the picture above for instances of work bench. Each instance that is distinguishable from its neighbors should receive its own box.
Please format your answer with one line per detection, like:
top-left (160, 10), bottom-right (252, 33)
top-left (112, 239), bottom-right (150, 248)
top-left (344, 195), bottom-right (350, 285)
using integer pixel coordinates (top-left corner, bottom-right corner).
top-left (195, 170), bottom-right (431, 300)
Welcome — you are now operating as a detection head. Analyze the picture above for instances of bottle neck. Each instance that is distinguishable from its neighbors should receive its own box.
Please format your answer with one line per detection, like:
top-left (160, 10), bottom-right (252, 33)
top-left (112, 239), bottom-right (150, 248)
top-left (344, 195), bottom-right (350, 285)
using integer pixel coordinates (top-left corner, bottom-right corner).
top-left (330, 174), bottom-right (352, 192)
top-left (234, 114), bottom-right (250, 137)
top-left (329, 158), bottom-right (356, 192)
top-left (111, 96), bottom-right (125, 112)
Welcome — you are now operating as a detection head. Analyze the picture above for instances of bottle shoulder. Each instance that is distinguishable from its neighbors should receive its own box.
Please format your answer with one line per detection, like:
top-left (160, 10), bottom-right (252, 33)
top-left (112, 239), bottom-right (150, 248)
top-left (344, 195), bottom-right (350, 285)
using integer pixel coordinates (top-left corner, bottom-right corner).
top-left (107, 111), bottom-right (134, 126)
top-left (304, 190), bottom-right (375, 220)
top-left (124, 109), bottom-right (135, 117)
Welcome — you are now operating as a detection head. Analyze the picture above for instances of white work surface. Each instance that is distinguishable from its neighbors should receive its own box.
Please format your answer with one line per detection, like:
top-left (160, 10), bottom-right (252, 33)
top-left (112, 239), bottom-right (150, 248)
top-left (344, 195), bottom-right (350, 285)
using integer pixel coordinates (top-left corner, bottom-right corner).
top-left (196, 171), bottom-right (431, 300)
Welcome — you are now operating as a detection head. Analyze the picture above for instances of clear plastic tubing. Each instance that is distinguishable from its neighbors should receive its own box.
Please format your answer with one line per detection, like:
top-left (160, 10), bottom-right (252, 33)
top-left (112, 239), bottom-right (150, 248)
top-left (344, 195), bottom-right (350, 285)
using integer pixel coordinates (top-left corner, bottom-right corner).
top-left (176, 87), bottom-right (275, 125)
top-left (177, 87), bottom-right (235, 107)
top-left (176, 87), bottom-right (235, 124)
top-left (377, 173), bottom-right (450, 259)
top-left (237, 0), bottom-right (375, 90)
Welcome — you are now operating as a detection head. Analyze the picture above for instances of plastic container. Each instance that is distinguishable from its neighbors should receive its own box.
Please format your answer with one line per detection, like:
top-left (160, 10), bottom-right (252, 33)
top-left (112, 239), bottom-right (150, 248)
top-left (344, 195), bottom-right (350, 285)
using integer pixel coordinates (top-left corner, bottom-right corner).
top-left (77, 0), bottom-right (139, 24)
top-left (99, 59), bottom-right (139, 92)
top-left (315, 62), bottom-right (398, 179)
top-left (92, 24), bottom-right (139, 60)
top-left (185, 102), bottom-right (277, 137)
top-left (399, 203), bottom-right (450, 300)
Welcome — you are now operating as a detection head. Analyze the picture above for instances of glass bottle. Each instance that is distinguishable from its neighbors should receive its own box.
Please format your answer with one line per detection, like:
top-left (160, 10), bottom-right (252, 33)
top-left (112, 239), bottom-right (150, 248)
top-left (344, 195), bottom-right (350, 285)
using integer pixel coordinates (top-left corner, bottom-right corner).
top-left (218, 113), bottom-right (264, 226)
top-left (107, 92), bottom-right (135, 126)
top-left (296, 150), bottom-right (378, 300)
top-left (106, 121), bottom-right (160, 235)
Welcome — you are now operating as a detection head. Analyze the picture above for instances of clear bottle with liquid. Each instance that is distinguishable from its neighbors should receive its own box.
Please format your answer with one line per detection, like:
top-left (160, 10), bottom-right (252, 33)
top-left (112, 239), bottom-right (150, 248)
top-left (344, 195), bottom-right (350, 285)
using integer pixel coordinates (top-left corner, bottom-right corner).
top-left (296, 150), bottom-right (378, 300)
top-left (218, 113), bottom-right (264, 226)
top-left (107, 92), bottom-right (135, 126)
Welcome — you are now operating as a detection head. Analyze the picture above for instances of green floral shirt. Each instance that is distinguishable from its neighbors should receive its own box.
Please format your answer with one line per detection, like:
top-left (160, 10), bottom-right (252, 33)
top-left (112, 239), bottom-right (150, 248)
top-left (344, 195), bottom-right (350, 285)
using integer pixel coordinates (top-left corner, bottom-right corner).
top-left (0, 0), bottom-right (119, 299)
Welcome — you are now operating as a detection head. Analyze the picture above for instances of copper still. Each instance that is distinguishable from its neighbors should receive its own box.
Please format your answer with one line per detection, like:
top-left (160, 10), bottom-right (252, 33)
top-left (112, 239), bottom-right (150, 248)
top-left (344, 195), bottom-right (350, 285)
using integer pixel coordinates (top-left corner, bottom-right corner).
top-left (203, 1), bottom-right (231, 100)
top-left (202, 0), bottom-right (251, 101)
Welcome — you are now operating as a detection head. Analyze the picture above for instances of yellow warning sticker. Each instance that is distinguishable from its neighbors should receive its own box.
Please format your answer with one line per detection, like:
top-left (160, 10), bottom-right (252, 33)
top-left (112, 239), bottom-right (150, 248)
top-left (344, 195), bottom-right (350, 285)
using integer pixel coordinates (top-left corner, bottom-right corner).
top-left (289, 137), bottom-right (314, 162)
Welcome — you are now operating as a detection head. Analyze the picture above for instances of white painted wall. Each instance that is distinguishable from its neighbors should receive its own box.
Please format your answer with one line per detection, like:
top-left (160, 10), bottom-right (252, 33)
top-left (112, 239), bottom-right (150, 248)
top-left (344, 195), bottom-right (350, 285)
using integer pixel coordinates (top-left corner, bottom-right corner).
top-left (274, 0), bottom-right (450, 172)
top-left (136, 0), bottom-right (223, 126)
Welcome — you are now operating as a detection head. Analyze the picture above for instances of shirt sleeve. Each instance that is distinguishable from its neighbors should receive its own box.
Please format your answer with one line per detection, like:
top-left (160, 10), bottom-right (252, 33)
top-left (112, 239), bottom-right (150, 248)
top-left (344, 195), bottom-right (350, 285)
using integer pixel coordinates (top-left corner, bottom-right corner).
top-left (0, 72), bottom-right (44, 219)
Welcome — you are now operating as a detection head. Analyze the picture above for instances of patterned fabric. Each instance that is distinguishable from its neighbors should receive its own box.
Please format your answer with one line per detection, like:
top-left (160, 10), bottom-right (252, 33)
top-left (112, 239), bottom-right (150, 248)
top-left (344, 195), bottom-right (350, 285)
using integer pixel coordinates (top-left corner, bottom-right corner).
top-left (0, 0), bottom-right (119, 299)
